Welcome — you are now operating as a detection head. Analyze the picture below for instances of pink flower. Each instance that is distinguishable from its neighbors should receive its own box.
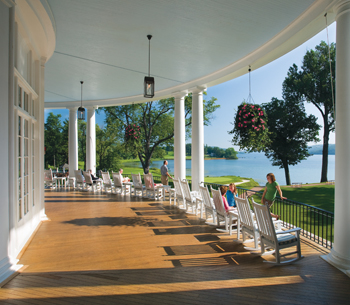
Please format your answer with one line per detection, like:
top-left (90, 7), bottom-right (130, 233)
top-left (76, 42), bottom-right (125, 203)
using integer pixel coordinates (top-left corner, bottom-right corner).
top-left (254, 127), bottom-right (257, 129)
top-left (244, 125), bottom-right (247, 128)
top-left (251, 105), bottom-right (255, 108)
top-left (259, 125), bottom-right (261, 127)
top-left (239, 117), bottom-right (241, 121)
top-left (252, 125), bottom-right (255, 128)
top-left (244, 121), bottom-right (247, 124)
top-left (258, 108), bottom-right (261, 110)
top-left (252, 119), bottom-right (255, 122)
top-left (251, 114), bottom-right (254, 117)
top-left (263, 126), bottom-right (265, 130)
top-left (243, 110), bottom-right (246, 112)
top-left (257, 128), bottom-right (260, 131)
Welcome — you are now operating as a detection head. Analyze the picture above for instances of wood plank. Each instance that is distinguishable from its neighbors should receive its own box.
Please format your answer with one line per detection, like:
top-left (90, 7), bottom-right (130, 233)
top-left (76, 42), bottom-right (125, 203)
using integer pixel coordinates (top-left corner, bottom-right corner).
top-left (0, 189), bottom-right (349, 304)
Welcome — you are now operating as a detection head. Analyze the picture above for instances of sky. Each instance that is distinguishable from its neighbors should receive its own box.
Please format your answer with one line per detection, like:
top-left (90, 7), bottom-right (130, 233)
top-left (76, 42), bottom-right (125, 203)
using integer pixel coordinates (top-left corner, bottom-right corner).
top-left (45, 22), bottom-right (336, 150)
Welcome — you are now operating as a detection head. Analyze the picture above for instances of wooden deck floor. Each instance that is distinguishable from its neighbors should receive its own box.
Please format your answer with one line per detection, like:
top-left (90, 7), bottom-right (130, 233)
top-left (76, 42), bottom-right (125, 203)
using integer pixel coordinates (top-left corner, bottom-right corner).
top-left (1, 189), bottom-right (349, 304)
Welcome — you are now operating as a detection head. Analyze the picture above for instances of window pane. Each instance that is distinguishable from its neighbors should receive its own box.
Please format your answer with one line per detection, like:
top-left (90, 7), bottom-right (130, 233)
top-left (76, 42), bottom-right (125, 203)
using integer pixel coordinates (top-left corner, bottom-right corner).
top-left (18, 199), bottom-right (22, 220)
top-left (24, 158), bottom-right (27, 175)
top-left (18, 158), bottom-right (21, 178)
top-left (18, 137), bottom-right (21, 156)
top-left (24, 93), bottom-right (28, 112)
top-left (24, 120), bottom-right (28, 137)
top-left (18, 87), bottom-right (22, 107)
top-left (18, 116), bottom-right (21, 136)
top-left (18, 179), bottom-right (21, 197)
top-left (24, 139), bottom-right (28, 156)
top-left (24, 196), bottom-right (27, 215)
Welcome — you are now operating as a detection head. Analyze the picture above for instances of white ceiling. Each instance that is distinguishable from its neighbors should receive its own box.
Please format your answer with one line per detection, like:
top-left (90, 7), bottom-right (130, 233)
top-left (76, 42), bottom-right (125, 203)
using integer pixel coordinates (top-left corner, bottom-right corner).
top-left (43, 0), bottom-right (335, 107)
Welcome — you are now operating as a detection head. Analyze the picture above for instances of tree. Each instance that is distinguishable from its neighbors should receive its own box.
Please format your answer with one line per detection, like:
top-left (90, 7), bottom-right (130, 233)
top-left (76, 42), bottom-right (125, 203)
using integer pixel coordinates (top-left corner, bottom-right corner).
top-left (263, 98), bottom-right (320, 185)
top-left (283, 41), bottom-right (335, 182)
top-left (96, 125), bottom-right (121, 172)
top-left (44, 113), bottom-right (66, 168)
top-left (100, 93), bottom-right (219, 173)
top-left (225, 148), bottom-right (238, 159)
top-left (186, 143), bottom-right (192, 156)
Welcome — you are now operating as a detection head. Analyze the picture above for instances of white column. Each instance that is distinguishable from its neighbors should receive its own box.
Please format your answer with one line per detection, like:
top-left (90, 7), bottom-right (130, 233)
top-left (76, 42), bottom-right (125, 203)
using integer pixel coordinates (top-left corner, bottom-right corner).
top-left (39, 56), bottom-right (47, 221)
top-left (86, 106), bottom-right (97, 174)
top-left (191, 87), bottom-right (205, 191)
top-left (322, 0), bottom-right (350, 276)
top-left (174, 92), bottom-right (186, 180)
top-left (68, 107), bottom-right (78, 177)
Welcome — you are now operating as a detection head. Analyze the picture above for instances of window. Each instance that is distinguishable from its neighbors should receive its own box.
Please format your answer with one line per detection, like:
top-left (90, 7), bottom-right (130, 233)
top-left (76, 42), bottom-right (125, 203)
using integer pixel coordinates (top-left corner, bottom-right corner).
top-left (18, 115), bottom-right (22, 220)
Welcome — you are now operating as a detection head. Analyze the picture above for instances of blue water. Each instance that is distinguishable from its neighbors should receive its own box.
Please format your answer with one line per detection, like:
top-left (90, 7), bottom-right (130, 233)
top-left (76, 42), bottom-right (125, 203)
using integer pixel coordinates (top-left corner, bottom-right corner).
top-left (123, 152), bottom-right (335, 186)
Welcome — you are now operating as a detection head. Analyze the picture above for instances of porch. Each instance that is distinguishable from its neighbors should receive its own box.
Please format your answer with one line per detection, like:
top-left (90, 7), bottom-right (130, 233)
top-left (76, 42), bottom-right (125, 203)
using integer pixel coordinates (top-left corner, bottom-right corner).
top-left (1, 190), bottom-right (349, 304)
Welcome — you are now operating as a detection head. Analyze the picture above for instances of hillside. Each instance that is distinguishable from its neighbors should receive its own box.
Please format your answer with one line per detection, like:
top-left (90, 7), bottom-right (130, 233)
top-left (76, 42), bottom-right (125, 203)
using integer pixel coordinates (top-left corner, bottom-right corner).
top-left (308, 144), bottom-right (335, 155)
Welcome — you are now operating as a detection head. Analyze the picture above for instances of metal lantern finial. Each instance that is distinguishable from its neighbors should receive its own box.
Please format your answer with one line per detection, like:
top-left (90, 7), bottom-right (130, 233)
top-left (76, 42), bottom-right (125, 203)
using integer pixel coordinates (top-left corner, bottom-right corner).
top-left (78, 80), bottom-right (85, 120)
top-left (144, 35), bottom-right (155, 98)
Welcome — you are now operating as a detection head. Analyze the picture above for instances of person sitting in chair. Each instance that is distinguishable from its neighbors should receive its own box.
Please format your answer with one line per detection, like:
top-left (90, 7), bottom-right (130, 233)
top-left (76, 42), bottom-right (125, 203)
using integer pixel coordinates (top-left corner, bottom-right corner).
top-left (220, 185), bottom-right (235, 212)
top-left (119, 169), bottom-right (130, 183)
top-left (88, 169), bottom-right (99, 183)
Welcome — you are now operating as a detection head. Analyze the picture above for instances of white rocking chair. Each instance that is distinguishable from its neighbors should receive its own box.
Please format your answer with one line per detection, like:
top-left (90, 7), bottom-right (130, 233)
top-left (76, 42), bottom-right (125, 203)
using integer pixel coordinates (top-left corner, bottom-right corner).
top-left (180, 179), bottom-right (200, 214)
top-left (198, 185), bottom-right (216, 225)
top-left (83, 172), bottom-right (100, 192)
top-left (113, 172), bottom-right (128, 195)
top-left (131, 173), bottom-right (145, 197)
top-left (144, 173), bottom-right (162, 200)
top-left (252, 200), bottom-right (303, 264)
top-left (102, 172), bottom-right (114, 193)
top-left (235, 196), bottom-right (260, 251)
top-left (74, 170), bottom-right (85, 190)
top-left (172, 178), bottom-right (185, 209)
top-left (44, 169), bottom-right (57, 189)
top-left (211, 187), bottom-right (238, 234)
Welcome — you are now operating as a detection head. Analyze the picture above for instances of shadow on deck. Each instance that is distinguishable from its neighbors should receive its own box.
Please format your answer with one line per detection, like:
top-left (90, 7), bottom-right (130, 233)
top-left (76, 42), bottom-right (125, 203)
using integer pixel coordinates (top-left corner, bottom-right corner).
top-left (0, 189), bottom-right (349, 304)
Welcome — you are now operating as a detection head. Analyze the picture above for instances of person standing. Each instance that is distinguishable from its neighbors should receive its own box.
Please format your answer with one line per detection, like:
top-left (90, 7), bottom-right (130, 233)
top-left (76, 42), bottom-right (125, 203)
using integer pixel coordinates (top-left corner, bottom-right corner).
top-left (261, 173), bottom-right (286, 220)
top-left (160, 160), bottom-right (172, 185)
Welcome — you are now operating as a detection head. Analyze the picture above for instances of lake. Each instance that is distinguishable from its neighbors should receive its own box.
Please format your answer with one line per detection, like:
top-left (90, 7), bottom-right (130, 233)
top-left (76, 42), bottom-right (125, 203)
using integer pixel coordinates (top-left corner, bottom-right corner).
top-left (124, 152), bottom-right (335, 186)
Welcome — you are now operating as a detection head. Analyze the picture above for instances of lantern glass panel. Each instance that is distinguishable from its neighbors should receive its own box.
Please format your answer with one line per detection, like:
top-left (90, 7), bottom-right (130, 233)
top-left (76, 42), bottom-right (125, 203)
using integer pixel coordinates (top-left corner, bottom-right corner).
top-left (144, 76), bottom-right (154, 98)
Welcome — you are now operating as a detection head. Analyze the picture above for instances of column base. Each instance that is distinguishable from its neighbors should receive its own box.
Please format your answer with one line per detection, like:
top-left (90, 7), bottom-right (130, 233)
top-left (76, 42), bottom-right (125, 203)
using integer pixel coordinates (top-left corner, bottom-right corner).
top-left (321, 248), bottom-right (350, 277)
top-left (0, 257), bottom-right (22, 287)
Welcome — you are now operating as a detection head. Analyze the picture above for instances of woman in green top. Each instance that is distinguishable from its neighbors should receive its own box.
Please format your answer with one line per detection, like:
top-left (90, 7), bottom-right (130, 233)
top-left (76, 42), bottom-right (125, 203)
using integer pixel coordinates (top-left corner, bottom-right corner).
top-left (261, 173), bottom-right (286, 220)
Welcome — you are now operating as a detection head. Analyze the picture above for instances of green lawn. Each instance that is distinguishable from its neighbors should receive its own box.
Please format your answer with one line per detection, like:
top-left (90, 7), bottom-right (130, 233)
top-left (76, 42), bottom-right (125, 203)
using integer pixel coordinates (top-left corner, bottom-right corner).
top-left (280, 184), bottom-right (334, 213)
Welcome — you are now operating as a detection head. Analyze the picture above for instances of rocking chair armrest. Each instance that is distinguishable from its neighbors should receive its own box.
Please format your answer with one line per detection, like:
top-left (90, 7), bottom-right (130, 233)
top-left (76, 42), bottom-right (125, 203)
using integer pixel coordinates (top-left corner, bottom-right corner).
top-left (276, 228), bottom-right (301, 235)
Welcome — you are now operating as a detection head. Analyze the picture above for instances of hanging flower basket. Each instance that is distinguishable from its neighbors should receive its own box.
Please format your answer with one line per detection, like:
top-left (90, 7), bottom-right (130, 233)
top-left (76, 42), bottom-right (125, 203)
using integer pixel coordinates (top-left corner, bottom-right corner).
top-left (124, 124), bottom-right (142, 155)
top-left (125, 124), bottom-right (141, 143)
top-left (230, 102), bottom-right (270, 152)
top-left (236, 103), bottom-right (267, 133)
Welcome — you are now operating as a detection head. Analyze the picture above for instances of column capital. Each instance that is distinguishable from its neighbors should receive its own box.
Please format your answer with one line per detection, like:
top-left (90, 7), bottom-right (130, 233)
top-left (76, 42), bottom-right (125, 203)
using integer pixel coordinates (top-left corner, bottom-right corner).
top-left (67, 106), bottom-right (79, 111)
top-left (86, 106), bottom-right (98, 111)
top-left (334, 0), bottom-right (350, 19)
top-left (172, 91), bottom-right (188, 99)
top-left (190, 86), bottom-right (207, 95)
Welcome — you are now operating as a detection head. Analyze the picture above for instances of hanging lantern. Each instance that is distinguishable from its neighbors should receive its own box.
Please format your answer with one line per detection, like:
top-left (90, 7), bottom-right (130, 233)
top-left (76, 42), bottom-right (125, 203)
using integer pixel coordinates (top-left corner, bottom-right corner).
top-left (78, 81), bottom-right (85, 120)
top-left (144, 35), bottom-right (155, 98)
